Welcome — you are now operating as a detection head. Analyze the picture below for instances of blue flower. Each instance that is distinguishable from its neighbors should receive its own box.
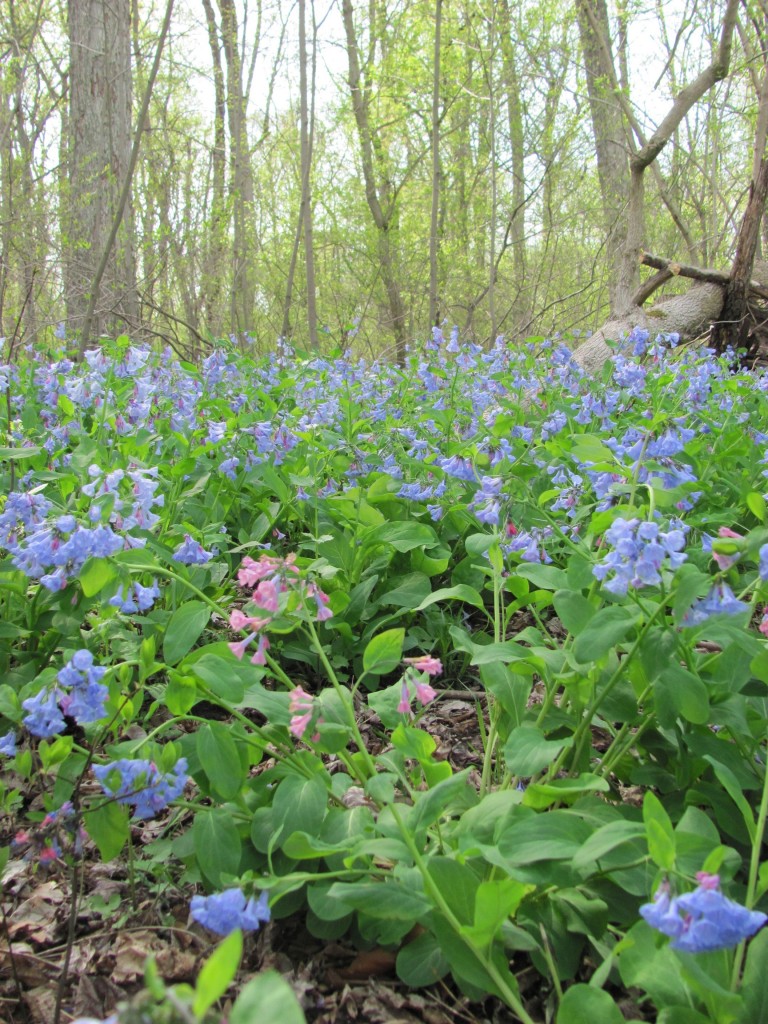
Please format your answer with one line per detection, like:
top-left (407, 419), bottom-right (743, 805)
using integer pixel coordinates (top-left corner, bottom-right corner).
top-left (593, 518), bottom-right (686, 595)
top-left (641, 876), bottom-right (766, 953)
top-left (759, 543), bottom-right (768, 582)
top-left (94, 757), bottom-right (188, 820)
top-left (0, 732), bottom-right (17, 756)
top-left (190, 888), bottom-right (271, 935)
top-left (22, 690), bottom-right (66, 738)
top-left (172, 535), bottom-right (214, 565)
top-left (683, 583), bottom-right (750, 627)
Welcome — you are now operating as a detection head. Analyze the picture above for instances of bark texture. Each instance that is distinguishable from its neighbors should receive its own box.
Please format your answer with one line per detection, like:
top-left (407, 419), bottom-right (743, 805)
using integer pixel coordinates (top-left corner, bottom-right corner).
top-left (66, 0), bottom-right (136, 340)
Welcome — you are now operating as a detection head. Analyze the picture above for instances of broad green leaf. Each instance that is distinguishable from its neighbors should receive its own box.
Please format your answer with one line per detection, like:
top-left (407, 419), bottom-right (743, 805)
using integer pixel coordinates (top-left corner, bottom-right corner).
top-left (376, 572), bottom-right (431, 608)
top-left (396, 931), bottom-right (450, 987)
top-left (415, 584), bottom-right (487, 612)
top-left (656, 665), bottom-right (709, 725)
top-left (522, 774), bottom-right (609, 809)
top-left (188, 652), bottom-right (247, 704)
top-left (192, 930), bottom-right (243, 1017)
top-left (643, 791), bottom-right (676, 870)
top-left (79, 558), bottom-right (118, 597)
top-left (427, 856), bottom-right (479, 925)
top-left (556, 984), bottom-right (625, 1024)
top-left (572, 820), bottom-right (646, 872)
top-left (193, 809), bottom-right (242, 887)
top-left (553, 589), bottom-right (595, 635)
top-left (740, 927), bottom-right (768, 1023)
top-left (163, 601), bottom-right (210, 665)
top-left (196, 723), bottom-right (245, 800)
top-left (410, 770), bottom-right (476, 835)
top-left (325, 880), bottom-right (431, 920)
top-left (514, 564), bottom-right (568, 590)
top-left (230, 971), bottom-right (306, 1024)
top-left (462, 878), bottom-right (534, 948)
top-left (365, 521), bottom-right (437, 552)
top-left (503, 725), bottom-right (572, 776)
top-left (703, 756), bottom-right (756, 842)
top-left (362, 627), bottom-right (404, 674)
top-left (572, 605), bottom-right (639, 662)
top-left (86, 800), bottom-right (130, 861)
top-left (272, 775), bottom-right (328, 849)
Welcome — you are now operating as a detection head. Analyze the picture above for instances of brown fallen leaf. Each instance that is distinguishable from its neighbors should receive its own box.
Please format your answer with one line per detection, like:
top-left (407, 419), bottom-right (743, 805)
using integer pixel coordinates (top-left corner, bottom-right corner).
top-left (22, 982), bottom-right (58, 1024)
top-left (7, 882), bottom-right (65, 944)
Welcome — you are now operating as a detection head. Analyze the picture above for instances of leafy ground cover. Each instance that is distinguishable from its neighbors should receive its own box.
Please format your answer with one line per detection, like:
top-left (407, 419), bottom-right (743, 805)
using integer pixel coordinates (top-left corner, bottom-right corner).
top-left (2, 328), bottom-right (768, 1024)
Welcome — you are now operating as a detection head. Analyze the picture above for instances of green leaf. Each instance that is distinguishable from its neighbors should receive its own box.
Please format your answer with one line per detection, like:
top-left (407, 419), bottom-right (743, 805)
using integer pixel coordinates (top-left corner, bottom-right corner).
top-left (553, 589), bottom-right (595, 635)
top-left (229, 971), bottom-right (306, 1024)
top-left (462, 878), bottom-right (534, 948)
top-left (415, 585), bottom-right (487, 612)
top-left (643, 791), bottom-right (676, 870)
top-left (556, 984), bottom-right (626, 1024)
top-left (656, 665), bottom-right (709, 725)
top-left (503, 725), bottom-right (572, 776)
top-left (703, 756), bottom-right (756, 842)
top-left (79, 558), bottom-right (118, 597)
top-left (193, 809), bottom-right (242, 887)
top-left (572, 605), bottom-right (639, 662)
top-left (365, 521), bottom-right (438, 552)
top-left (522, 774), bottom-right (609, 809)
top-left (396, 931), bottom-right (450, 987)
top-left (427, 857), bottom-right (479, 925)
top-left (272, 775), bottom-right (328, 850)
top-left (362, 628), bottom-right (405, 675)
top-left (163, 601), bottom-right (211, 665)
top-left (376, 573), bottom-right (431, 608)
top-left (747, 491), bottom-right (766, 523)
top-left (410, 770), bottom-right (476, 835)
top-left (672, 563), bottom-right (713, 625)
top-left (326, 880), bottom-right (431, 920)
top-left (196, 723), bottom-right (245, 800)
top-left (86, 800), bottom-right (130, 861)
top-left (191, 652), bottom-right (247, 703)
top-left (514, 564), bottom-right (568, 590)
top-left (572, 820), bottom-right (646, 872)
top-left (192, 930), bottom-right (243, 1017)
top-left (740, 927), bottom-right (768, 1023)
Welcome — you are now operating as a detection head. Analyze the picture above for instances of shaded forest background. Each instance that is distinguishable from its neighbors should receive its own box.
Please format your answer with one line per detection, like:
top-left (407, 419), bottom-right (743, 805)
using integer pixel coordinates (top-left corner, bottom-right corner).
top-left (2, 0), bottom-right (768, 361)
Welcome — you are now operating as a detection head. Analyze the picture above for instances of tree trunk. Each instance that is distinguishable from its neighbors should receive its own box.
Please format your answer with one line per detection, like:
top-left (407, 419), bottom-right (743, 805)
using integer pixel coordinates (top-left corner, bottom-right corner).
top-left (66, 0), bottom-right (137, 342)
top-left (299, 0), bottom-right (318, 350)
top-left (428, 0), bottom-right (442, 329)
top-left (341, 0), bottom-right (407, 363)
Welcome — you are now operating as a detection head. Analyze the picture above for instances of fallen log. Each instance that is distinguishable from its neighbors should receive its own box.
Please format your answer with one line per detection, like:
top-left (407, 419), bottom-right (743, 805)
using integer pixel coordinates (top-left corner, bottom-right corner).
top-left (571, 253), bottom-right (768, 374)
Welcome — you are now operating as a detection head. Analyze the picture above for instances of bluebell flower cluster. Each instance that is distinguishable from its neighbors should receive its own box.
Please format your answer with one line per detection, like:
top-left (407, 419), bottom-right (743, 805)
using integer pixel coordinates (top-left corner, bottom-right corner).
top-left (172, 534), bottom-right (214, 565)
top-left (190, 888), bottom-right (271, 935)
top-left (682, 583), bottom-right (751, 627)
top-left (93, 757), bottom-right (189, 820)
top-left (593, 518), bottom-right (687, 595)
top-left (1, 507), bottom-right (124, 591)
top-left (0, 732), bottom-right (17, 756)
top-left (109, 580), bottom-right (160, 614)
top-left (22, 650), bottom-right (108, 737)
top-left (470, 475), bottom-right (505, 526)
top-left (641, 874), bottom-right (766, 953)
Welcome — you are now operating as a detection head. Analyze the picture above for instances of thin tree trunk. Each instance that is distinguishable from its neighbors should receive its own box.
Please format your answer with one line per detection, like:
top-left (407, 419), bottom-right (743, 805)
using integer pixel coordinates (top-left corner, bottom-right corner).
top-left (299, 0), bottom-right (318, 349)
top-left (428, 0), bottom-right (442, 328)
top-left (78, 0), bottom-right (174, 354)
top-left (341, 0), bottom-right (407, 363)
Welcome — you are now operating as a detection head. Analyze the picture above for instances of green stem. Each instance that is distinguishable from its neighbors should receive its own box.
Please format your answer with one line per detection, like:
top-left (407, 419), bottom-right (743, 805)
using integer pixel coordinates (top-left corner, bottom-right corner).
top-left (545, 599), bottom-right (668, 781)
top-left (731, 738), bottom-right (768, 990)
top-left (388, 803), bottom-right (537, 1023)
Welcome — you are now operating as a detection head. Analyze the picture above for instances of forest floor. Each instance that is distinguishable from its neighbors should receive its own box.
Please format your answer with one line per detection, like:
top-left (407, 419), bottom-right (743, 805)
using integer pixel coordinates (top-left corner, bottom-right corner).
top-left (1, 674), bottom-right (652, 1024)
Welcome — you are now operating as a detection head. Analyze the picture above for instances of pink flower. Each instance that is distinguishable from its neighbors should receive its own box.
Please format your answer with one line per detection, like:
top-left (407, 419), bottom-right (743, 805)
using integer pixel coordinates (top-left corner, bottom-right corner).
top-left (695, 871), bottom-right (721, 890)
top-left (237, 555), bottom-right (276, 588)
top-left (403, 655), bottom-right (442, 677)
top-left (250, 634), bottom-right (270, 666)
top-left (718, 528), bottom-right (743, 539)
top-left (759, 608), bottom-right (768, 636)
top-left (397, 680), bottom-right (411, 714)
top-left (228, 635), bottom-right (254, 660)
top-left (289, 686), bottom-right (314, 739)
top-left (306, 582), bottom-right (333, 621)
top-left (252, 579), bottom-right (280, 613)
top-left (229, 608), bottom-right (269, 631)
top-left (414, 681), bottom-right (437, 705)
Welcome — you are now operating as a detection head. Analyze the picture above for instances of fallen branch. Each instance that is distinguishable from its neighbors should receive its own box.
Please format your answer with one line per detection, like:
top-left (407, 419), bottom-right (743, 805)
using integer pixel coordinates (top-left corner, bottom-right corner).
top-left (639, 251), bottom-right (768, 301)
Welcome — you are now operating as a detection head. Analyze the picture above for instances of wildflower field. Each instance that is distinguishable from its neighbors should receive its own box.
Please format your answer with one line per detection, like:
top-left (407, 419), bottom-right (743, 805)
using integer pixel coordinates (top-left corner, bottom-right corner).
top-left (3, 328), bottom-right (768, 1024)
